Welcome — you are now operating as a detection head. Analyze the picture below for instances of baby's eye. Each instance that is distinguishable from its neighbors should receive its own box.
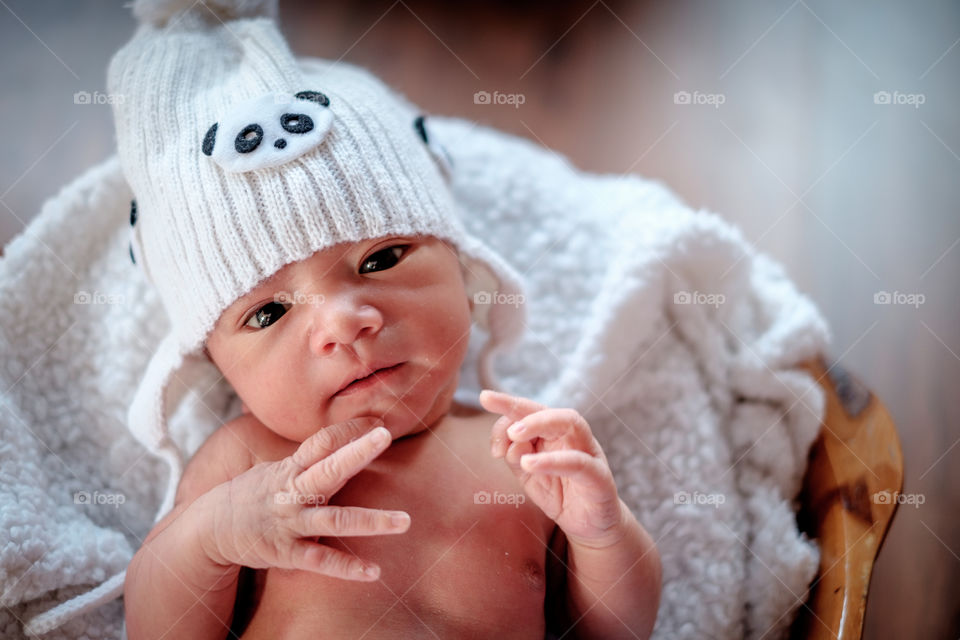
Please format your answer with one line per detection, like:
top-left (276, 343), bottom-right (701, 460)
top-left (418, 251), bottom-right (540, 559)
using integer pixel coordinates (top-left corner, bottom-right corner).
top-left (244, 301), bottom-right (290, 330)
top-left (359, 245), bottom-right (408, 274)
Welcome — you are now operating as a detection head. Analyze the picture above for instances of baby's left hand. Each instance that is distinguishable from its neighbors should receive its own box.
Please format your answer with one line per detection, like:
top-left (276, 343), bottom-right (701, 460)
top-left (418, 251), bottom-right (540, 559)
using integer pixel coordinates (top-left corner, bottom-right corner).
top-left (479, 389), bottom-right (627, 548)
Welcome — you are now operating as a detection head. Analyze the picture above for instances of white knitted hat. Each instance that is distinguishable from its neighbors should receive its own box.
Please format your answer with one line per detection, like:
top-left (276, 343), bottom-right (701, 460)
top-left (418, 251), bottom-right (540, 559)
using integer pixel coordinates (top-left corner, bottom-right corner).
top-left (111, 0), bottom-right (527, 523)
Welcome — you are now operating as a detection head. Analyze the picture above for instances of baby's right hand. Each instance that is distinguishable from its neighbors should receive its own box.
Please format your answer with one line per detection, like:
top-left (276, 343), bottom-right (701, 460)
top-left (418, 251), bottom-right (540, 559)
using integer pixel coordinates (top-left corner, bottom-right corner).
top-left (197, 417), bottom-right (407, 581)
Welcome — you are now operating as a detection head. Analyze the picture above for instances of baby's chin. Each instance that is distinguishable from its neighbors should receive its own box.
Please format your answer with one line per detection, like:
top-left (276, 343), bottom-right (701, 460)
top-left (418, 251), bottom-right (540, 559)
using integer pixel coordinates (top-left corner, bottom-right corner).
top-left (332, 377), bottom-right (458, 441)
top-left (356, 401), bottom-right (449, 442)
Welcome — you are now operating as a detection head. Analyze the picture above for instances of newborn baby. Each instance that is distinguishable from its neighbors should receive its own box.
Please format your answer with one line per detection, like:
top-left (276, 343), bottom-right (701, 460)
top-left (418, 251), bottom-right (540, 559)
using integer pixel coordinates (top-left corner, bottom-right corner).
top-left (123, 235), bottom-right (662, 639)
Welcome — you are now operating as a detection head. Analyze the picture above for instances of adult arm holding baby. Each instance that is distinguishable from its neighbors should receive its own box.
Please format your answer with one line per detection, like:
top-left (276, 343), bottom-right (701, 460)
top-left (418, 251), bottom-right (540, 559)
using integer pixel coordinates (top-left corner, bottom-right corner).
top-left (124, 417), bottom-right (409, 640)
top-left (481, 390), bottom-right (662, 640)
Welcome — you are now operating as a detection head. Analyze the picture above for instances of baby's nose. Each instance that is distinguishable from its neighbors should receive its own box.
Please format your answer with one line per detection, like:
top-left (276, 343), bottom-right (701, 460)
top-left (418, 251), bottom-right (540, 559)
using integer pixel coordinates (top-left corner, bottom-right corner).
top-left (308, 296), bottom-right (383, 356)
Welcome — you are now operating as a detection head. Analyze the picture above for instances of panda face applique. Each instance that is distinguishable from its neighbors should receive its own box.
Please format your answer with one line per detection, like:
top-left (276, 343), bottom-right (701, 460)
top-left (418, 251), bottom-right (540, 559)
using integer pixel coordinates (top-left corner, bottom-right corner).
top-left (201, 90), bottom-right (333, 173)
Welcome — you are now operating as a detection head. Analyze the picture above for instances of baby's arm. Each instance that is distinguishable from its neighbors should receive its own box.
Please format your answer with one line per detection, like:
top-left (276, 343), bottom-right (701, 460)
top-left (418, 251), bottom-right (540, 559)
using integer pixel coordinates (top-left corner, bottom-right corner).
top-left (124, 415), bottom-right (409, 640)
top-left (480, 390), bottom-right (662, 639)
top-left (123, 418), bottom-right (253, 640)
top-left (560, 501), bottom-right (661, 638)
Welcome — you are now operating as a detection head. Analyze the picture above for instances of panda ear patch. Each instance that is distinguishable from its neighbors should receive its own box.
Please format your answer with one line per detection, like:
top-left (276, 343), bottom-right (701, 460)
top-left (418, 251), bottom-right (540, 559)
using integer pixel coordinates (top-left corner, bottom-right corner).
top-left (202, 123), bottom-right (218, 156)
top-left (129, 199), bottom-right (141, 266)
top-left (413, 115), bottom-right (453, 178)
top-left (295, 90), bottom-right (330, 107)
top-left (414, 115), bottom-right (430, 144)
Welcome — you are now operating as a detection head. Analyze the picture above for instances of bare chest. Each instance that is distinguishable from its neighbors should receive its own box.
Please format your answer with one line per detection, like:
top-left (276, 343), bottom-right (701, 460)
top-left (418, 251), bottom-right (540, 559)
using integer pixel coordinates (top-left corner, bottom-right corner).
top-left (239, 414), bottom-right (554, 639)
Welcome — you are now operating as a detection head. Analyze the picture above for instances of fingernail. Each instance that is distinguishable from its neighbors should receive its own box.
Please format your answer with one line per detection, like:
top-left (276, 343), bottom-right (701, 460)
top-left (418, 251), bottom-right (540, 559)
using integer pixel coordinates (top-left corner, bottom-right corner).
top-left (507, 421), bottom-right (525, 437)
top-left (363, 564), bottom-right (380, 578)
top-left (372, 427), bottom-right (390, 443)
top-left (390, 512), bottom-right (410, 528)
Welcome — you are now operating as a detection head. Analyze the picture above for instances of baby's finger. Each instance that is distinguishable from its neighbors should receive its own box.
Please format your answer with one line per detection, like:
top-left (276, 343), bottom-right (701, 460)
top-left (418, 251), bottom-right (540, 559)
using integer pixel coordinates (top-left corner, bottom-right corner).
top-left (292, 416), bottom-right (385, 469)
top-left (505, 408), bottom-right (598, 453)
top-left (479, 389), bottom-right (546, 422)
top-left (520, 450), bottom-right (615, 496)
top-left (295, 427), bottom-right (391, 498)
top-left (504, 438), bottom-right (536, 478)
top-left (297, 506), bottom-right (410, 538)
top-left (288, 540), bottom-right (381, 581)
top-left (490, 415), bottom-right (513, 458)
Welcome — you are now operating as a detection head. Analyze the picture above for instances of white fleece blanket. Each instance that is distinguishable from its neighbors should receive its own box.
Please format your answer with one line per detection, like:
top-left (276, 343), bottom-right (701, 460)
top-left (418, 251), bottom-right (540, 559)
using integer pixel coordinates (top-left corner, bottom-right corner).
top-left (0, 112), bottom-right (829, 639)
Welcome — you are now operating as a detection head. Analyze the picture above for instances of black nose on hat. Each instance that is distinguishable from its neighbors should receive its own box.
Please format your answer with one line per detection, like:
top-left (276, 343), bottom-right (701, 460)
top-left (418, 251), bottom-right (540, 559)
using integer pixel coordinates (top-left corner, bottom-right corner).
top-left (274, 138), bottom-right (287, 149)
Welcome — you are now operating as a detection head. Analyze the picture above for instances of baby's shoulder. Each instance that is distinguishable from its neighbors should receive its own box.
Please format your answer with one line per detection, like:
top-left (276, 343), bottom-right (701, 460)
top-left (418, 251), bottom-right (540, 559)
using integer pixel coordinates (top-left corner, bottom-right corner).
top-left (175, 413), bottom-right (291, 507)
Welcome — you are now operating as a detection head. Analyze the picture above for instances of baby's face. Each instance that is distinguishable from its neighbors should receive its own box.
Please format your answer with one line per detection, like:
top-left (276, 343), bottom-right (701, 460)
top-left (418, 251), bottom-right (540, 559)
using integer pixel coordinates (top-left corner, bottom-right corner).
top-left (205, 235), bottom-right (473, 442)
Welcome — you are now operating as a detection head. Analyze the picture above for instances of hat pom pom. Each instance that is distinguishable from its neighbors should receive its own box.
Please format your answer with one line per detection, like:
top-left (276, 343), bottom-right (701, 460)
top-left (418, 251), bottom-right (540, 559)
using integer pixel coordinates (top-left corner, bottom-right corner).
top-left (131, 0), bottom-right (277, 27)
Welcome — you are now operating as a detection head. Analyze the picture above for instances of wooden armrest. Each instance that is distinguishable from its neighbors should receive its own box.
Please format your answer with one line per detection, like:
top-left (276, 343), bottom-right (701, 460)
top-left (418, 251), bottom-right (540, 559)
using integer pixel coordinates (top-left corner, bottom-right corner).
top-left (789, 356), bottom-right (903, 640)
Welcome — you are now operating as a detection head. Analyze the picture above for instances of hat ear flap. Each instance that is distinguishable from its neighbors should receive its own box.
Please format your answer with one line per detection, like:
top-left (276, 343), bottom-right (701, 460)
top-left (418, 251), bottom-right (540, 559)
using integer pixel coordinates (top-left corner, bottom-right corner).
top-left (413, 115), bottom-right (453, 179)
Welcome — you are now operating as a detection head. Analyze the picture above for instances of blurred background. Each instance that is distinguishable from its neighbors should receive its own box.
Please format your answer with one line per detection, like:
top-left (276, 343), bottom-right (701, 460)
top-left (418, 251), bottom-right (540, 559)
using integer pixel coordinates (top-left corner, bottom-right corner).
top-left (1, 1), bottom-right (957, 637)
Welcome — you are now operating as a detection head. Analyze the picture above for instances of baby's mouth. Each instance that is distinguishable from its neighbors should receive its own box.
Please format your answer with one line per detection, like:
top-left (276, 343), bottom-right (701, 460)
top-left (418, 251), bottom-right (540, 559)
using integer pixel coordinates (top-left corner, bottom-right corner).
top-left (334, 363), bottom-right (405, 397)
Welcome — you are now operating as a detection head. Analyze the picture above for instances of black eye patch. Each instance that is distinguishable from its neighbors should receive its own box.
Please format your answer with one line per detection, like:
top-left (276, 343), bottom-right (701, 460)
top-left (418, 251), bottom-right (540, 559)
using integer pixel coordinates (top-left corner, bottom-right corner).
top-left (235, 124), bottom-right (264, 154)
top-left (281, 113), bottom-right (314, 134)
